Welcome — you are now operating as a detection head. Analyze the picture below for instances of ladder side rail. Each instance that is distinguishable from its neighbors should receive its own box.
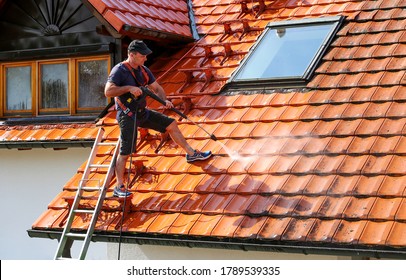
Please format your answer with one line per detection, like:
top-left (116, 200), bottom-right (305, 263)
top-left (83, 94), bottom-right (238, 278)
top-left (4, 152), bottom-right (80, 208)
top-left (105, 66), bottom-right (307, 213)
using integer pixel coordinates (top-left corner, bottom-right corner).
top-left (79, 127), bottom-right (105, 184)
top-left (78, 139), bottom-right (121, 260)
top-left (54, 127), bottom-right (105, 260)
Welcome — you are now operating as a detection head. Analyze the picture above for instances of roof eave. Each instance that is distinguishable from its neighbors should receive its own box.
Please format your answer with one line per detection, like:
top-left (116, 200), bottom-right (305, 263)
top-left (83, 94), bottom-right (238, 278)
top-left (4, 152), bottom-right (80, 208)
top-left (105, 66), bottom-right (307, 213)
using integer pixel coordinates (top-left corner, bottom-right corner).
top-left (0, 140), bottom-right (94, 149)
top-left (122, 24), bottom-right (195, 44)
top-left (27, 229), bottom-right (406, 260)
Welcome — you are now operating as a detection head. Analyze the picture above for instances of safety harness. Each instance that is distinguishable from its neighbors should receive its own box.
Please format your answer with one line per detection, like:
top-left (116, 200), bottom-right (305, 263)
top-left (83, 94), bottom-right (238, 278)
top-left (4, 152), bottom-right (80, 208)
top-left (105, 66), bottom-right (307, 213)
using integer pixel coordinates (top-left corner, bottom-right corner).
top-left (115, 61), bottom-right (150, 118)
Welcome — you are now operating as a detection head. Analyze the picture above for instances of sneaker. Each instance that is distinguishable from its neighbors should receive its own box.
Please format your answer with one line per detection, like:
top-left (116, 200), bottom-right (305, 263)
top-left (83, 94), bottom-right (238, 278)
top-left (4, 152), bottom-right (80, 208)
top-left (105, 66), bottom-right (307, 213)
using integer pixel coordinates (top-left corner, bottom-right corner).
top-left (113, 185), bottom-right (132, 198)
top-left (186, 150), bottom-right (212, 163)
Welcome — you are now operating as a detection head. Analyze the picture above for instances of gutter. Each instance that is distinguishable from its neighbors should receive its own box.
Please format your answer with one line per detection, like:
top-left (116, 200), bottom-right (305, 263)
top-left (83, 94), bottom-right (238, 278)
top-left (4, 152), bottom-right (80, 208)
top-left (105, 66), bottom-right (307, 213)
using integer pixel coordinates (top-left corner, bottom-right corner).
top-left (0, 115), bottom-right (97, 126)
top-left (0, 140), bottom-right (94, 149)
top-left (27, 229), bottom-right (406, 259)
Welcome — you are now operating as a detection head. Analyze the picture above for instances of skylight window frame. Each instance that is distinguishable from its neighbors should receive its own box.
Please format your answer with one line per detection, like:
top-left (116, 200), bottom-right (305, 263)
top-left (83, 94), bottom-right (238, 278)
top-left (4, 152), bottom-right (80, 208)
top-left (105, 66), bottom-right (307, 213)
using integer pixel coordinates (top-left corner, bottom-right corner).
top-left (228, 16), bottom-right (344, 89)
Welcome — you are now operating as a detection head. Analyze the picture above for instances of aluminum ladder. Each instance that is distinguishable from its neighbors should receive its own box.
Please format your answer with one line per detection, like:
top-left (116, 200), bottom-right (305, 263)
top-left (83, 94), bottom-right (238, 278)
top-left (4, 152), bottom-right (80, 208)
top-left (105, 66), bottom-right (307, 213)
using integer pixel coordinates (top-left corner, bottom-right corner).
top-left (54, 127), bottom-right (120, 260)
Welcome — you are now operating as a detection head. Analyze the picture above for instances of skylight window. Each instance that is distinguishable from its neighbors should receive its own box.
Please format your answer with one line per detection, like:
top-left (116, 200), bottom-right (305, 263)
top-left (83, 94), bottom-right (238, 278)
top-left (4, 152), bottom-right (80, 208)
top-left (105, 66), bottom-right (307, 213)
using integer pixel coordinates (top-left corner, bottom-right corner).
top-left (230, 16), bottom-right (343, 88)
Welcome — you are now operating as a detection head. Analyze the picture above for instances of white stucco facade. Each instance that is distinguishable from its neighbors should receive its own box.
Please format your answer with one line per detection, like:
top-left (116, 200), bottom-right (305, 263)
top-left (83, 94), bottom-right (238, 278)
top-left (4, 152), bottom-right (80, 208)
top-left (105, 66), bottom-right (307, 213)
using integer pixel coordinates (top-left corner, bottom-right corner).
top-left (0, 147), bottom-right (108, 259)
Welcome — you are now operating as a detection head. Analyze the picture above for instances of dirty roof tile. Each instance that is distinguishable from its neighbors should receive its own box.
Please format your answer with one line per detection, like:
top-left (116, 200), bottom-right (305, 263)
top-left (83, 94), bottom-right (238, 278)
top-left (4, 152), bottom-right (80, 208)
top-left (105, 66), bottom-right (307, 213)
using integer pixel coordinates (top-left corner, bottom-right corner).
top-left (359, 221), bottom-right (394, 245)
top-left (355, 119), bottom-right (385, 136)
top-left (257, 217), bottom-right (292, 241)
top-left (332, 220), bottom-right (367, 244)
top-left (368, 197), bottom-right (402, 220)
top-left (292, 196), bottom-right (325, 217)
top-left (386, 222), bottom-right (406, 246)
top-left (291, 156), bottom-right (322, 175)
top-left (281, 218), bottom-right (316, 242)
top-left (211, 215), bottom-right (245, 237)
top-left (233, 216), bottom-right (268, 238)
top-left (395, 198), bottom-right (406, 221)
top-left (337, 155), bottom-right (369, 175)
top-left (343, 197), bottom-right (377, 220)
top-left (352, 175), bottom-right (384, 196)
top-left (279, 137), bottom-right (309, 154)
top-left (302, 136), bottom-right (331, 154)
top-left (377, 176), bottom-right (406, 197)
top-left (327, 175), bottom-right (358, 195)
top-left (302, 175), bottom-right (335, 195)
top-left (269, 195), bottom-right (302, 216)
top-left (306, 219), bottom-right (341, 243)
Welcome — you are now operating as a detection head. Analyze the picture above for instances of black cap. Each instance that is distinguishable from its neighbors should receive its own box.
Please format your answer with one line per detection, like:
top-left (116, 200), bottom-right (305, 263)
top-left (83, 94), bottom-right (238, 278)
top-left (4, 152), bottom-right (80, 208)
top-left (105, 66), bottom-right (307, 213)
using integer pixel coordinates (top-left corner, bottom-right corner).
top-left (128, 40), bottom-right (152, 55)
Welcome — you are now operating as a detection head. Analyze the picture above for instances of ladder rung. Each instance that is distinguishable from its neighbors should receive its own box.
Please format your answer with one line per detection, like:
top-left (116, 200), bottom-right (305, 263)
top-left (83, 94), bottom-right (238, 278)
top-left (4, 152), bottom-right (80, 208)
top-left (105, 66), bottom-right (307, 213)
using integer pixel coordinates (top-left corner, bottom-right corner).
top-left (65, 232), bottom-right (86, 239)
top-left (73, 209), bottom-right (95, 214)
top-left (98, 142), bottom-right (118, 146)
top-left (81, 186), bottom-right (103, 192)
top-left (89, 164), bottom-right (110, 168)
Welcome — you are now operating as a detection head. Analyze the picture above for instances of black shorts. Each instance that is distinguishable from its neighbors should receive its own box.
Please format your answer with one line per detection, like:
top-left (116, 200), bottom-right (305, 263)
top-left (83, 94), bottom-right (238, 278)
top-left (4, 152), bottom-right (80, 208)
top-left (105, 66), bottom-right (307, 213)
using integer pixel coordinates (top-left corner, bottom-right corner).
top-left (118, 109), bottom-right (174, 155)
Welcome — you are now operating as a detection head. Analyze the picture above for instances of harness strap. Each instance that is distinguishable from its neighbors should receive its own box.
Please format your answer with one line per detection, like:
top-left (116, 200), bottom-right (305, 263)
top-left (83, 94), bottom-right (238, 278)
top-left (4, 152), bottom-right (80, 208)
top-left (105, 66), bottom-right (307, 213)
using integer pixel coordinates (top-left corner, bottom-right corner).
top-left (115, 61), bottom-right (150, 118)
top-left (115, 96), bottom-right (134, 118)
top-left (122, 61), bottom-right (150, 86)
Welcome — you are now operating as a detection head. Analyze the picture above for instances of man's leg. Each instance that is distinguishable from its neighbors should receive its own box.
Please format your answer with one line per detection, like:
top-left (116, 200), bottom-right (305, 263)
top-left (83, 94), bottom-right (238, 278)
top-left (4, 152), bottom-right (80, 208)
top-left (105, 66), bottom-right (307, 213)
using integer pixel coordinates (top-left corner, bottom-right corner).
top-left (114, 114), bottom-right (134, 197)
top-left (165, 120), bottom-right (212, 162)
top-left (140, 110), bottom-right (212, 162)
top-left (113, 153), bottom-right (132, 197)
top-left (165, 121), bottom-right (195, 155)
top-left (115, 153), bottom-right (129, 187)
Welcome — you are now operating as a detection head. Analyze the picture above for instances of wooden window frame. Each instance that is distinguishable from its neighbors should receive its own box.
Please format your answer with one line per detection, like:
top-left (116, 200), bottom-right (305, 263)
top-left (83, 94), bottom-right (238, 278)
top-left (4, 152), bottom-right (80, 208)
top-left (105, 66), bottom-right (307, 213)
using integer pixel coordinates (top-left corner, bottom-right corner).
top-left (74, 56), bottom-right (111, 114)
top-left (38, 59), bottom-right (70, 115)
top-left (0, 54), bottom-right (110, 118)
top-left (1, 62), bottom-right (36, 117)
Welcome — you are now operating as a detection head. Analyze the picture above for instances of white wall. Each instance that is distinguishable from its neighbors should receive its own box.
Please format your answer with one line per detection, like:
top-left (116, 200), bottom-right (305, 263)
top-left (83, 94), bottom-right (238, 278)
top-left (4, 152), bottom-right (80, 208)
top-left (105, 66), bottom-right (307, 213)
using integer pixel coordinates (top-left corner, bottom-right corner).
top-left (0, 147), bottom-right (107, 260)
top-left (108, 243), bottom-right (348, 260)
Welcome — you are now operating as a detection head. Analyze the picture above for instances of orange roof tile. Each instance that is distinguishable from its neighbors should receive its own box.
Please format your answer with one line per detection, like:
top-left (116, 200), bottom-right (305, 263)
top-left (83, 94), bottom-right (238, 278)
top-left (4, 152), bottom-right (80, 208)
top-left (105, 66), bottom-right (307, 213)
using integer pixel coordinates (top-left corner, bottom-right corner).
top-left (28, 0), bottom-right (406, 258)
top-left (0, 123), bottom-right (98, 149)
top-left (87, 0), bottom-right (193, 40)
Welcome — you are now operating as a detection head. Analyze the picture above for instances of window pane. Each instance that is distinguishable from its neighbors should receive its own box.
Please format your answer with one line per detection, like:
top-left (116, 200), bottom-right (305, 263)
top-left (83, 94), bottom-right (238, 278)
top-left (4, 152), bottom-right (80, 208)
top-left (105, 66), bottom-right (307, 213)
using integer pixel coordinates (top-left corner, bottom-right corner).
top-left (6, 66), bottom-right (32, 111)
top-left (40, 63), bottom-right (68, 109)
top-left (78, 60), bottom-right (108, 108)
top-left (234, 23), bottom-right (334, 80)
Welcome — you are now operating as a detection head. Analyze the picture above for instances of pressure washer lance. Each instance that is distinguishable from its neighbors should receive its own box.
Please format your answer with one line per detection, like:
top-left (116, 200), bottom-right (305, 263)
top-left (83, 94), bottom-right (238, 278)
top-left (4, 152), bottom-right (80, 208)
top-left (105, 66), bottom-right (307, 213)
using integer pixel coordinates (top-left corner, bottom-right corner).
top-left (140, 86), bottom-right (218, 141)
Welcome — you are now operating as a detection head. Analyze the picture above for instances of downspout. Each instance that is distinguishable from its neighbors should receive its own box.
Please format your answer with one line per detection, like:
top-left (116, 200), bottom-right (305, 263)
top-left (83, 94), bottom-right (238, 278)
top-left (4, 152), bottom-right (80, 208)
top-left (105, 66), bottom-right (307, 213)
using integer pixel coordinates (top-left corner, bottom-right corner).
top-left (187, 0), bottom-right (200, 40)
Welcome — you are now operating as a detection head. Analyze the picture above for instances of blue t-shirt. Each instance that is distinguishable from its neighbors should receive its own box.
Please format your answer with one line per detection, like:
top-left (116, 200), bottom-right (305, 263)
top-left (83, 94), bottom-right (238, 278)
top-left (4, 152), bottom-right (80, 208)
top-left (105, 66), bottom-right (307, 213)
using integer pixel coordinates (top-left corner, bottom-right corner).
top-left (107, 62), bottom-right (156, 115)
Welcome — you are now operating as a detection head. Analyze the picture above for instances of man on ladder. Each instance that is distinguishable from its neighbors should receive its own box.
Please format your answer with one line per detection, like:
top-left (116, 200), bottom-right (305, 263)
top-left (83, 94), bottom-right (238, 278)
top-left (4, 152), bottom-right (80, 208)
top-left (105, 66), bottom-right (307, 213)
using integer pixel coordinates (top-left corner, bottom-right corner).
top-left (104, 40), bottom-right (212, 197)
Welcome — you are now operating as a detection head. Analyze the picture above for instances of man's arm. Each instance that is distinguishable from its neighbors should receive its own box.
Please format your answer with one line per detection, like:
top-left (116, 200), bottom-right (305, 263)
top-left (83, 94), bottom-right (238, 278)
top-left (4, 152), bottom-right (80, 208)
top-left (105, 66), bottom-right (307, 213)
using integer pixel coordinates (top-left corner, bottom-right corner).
top-left (148, 81), bottom-right (173, 108)
top-left (104, 81), bottom-right (142, 98)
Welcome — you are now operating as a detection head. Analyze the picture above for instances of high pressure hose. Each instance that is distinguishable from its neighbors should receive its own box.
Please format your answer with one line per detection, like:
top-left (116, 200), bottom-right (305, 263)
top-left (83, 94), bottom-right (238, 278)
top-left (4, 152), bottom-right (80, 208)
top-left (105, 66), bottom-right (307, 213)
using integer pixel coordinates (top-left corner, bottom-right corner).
top-left (117, 102), bottom-right (139, 260)
top-left (141, 86), bottom-right (218, 141)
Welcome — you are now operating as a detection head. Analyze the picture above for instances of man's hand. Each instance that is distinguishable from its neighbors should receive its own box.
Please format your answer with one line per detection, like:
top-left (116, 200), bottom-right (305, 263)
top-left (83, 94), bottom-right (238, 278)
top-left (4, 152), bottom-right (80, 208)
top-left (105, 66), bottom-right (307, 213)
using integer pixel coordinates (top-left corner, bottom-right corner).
top-left (129, 86), bottom-right (142, 98)
top-left (164, 100), bottom-right (174, 109)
